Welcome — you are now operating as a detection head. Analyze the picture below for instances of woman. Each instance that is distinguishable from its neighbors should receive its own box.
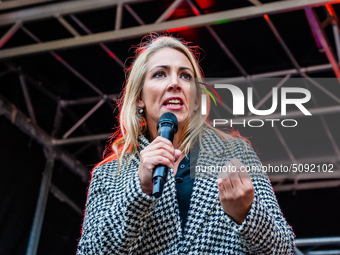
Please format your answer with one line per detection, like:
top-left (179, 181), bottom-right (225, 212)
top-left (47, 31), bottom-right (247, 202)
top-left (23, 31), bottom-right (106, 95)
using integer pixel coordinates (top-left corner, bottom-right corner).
top-left (77, 35), bottom-right (295, 254)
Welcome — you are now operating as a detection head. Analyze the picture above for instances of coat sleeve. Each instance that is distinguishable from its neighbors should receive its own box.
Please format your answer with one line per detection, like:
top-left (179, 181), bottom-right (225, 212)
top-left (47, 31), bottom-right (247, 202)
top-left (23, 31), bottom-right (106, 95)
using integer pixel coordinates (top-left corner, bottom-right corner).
top-left (234, 142), bottom-right (295, 254)
top-left (77, 162), bottom-right (158, 255)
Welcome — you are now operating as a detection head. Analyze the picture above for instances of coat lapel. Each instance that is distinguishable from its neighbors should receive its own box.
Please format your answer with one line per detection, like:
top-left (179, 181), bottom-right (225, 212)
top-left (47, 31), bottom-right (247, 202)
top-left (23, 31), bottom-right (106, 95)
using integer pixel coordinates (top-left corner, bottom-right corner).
top-left (156, 167), bottom-right (183, 247)
top-left (138, 135), bottom-right (183, 251)
top-left (180, 130), bottom-right (229, 253)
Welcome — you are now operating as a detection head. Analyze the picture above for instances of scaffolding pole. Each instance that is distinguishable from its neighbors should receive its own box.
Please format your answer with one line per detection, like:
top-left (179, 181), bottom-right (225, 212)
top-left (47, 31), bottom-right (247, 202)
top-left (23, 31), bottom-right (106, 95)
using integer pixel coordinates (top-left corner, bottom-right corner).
top-left (26, 153), bottom-right (55, 255)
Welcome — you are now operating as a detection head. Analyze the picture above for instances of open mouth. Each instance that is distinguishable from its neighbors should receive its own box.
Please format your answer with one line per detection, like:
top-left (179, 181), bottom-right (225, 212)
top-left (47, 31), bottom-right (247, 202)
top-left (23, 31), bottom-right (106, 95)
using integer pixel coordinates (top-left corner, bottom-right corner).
top-left (163, 98), bottom-right (183, 107)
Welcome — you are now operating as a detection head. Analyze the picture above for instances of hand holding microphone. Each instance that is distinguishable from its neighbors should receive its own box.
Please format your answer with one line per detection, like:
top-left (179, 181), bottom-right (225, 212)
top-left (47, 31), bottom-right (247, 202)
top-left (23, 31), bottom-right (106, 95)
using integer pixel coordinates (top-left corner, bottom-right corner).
top-left (152, 113), bottom-right (178, 197)
top-left (138, 113), bottom-right (181, 197)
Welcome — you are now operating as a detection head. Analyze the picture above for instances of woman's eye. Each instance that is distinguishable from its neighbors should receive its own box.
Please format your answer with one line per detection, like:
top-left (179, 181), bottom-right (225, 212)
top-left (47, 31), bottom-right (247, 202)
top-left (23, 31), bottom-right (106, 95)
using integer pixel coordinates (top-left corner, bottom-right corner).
top-left (153, 71), bottom-right (166, 78)
top-left (181, 73), bottom-right (192, 81)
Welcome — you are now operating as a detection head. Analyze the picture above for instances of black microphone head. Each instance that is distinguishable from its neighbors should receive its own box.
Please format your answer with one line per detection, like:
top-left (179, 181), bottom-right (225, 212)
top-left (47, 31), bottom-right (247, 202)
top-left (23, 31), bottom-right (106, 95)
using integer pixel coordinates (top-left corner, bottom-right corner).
top-left (157, 112), bottom-right (178, 133)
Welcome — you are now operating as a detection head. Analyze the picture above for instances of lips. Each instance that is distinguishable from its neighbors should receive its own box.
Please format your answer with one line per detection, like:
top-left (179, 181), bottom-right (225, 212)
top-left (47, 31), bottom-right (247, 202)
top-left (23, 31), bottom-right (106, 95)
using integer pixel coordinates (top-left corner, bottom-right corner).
top-left (163, 97), bottom-right (183, 107)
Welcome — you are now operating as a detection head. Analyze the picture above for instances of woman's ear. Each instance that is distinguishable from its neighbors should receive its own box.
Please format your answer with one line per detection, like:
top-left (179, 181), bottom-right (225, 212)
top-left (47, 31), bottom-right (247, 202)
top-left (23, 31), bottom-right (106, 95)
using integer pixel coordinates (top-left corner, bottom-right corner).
top-left (137, 98), bottom-right (145, 108)
top-left (194, 95), bottom-right (200, 111)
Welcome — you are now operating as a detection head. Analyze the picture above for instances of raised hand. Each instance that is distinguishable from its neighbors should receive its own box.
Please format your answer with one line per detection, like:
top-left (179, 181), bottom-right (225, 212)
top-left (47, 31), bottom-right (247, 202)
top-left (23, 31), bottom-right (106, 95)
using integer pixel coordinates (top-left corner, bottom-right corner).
top-left (217, 158), bottom-right (255, 225)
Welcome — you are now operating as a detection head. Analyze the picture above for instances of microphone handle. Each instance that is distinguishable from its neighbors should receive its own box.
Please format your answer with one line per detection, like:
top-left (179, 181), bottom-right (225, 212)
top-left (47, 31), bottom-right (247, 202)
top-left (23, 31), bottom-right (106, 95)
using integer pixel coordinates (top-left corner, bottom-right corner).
top-left (152, 125), bottom-right (175, 198)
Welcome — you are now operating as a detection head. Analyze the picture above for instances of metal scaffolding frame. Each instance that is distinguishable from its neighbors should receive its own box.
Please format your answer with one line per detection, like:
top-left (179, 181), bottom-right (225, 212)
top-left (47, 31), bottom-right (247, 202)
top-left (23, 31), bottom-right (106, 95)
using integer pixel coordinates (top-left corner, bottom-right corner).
top-left (0, 0), bottom-right (339, 58)
top-left (1, 0), bottom-right (340, 254)
top-left (295, 237), bottom-right (340, 254)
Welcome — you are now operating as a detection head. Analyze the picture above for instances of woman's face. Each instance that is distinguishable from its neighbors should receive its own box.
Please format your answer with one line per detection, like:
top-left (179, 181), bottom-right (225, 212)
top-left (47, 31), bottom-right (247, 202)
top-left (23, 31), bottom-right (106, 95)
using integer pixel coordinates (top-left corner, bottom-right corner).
top-left (137, 47), bottom-right (199, 137)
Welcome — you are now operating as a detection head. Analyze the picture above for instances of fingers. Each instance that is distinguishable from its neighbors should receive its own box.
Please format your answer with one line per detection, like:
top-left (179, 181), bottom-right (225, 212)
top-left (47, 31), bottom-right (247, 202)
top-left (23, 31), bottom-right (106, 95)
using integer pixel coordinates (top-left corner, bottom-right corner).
top-left (150, 136), bottom-right (174, 149)
top-left (141, 148), bottom-right (174, 169)
top-left (230, 158), bottom-right (253, 188)
top-left (226, 160), bottom-right (242, 188)
top-left (217, 162), bottom-right (233, 189)
top-left (217, 158), bottom-right (254, 193)
top-left (217, 158), bottom-right (255, 224)
top-left (140, 136), bottom-right (178, 169)
top-left (174, 149), bottom-right (182, 162)
top-left (217, 172), bottom-right (232, 198)
top-left (147, 137), bottom-right (176, 157)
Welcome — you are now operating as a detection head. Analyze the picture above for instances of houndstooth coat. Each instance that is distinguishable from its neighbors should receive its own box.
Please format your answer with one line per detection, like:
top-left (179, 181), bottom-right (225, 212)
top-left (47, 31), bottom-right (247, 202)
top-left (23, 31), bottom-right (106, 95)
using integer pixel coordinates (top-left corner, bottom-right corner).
top-left (77, 129), bottom-right (295, 254)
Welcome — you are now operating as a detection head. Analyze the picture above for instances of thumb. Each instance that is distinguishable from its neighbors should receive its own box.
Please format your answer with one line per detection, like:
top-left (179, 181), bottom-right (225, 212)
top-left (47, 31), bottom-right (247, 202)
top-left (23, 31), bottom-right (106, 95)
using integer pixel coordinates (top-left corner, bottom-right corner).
top-left (174, 149), bottom-right (182, 162)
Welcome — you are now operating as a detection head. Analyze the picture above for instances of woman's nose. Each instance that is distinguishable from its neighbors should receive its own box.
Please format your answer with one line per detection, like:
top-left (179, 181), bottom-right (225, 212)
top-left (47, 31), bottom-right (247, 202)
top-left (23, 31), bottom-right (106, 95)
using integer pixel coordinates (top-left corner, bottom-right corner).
top-left (167, 75), bottom-right (181, 91)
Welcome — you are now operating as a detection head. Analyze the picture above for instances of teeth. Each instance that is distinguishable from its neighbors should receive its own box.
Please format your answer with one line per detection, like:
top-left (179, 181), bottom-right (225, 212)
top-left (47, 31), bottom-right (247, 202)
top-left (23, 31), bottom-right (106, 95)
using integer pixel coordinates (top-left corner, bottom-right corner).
top-left (166, 103), bottom-right (181, 107)
top-left (168, 99), bottom-right (181, 103)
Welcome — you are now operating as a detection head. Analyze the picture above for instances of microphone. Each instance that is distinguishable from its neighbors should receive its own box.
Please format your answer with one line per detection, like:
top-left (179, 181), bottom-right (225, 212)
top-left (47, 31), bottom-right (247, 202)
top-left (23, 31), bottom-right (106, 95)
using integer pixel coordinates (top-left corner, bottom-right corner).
top-left (152, 112), bottom-right (178, 198)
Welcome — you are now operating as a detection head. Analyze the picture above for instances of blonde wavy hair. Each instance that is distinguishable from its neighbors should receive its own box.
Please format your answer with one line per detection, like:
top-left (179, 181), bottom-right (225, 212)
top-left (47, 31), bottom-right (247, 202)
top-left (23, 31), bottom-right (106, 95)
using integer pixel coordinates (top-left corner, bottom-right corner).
top-left (98, 35), bottom-right (242, 169)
